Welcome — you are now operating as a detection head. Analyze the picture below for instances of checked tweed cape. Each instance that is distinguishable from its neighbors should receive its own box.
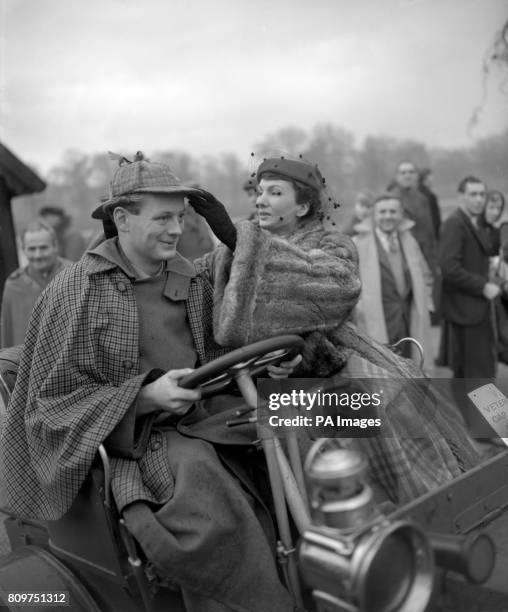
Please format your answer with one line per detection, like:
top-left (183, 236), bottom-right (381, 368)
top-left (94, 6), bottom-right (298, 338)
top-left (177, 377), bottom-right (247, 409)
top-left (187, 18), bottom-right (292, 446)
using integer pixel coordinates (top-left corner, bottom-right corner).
top-left (0, 252), bottom-right (228, 520)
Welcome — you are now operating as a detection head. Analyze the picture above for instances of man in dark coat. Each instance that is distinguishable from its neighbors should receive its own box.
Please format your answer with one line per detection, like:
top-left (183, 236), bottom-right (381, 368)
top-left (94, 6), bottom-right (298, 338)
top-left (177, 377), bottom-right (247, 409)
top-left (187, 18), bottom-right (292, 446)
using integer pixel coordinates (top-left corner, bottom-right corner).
top-left (390, 161), bottom-right (437, 279)
top-left (38, 206), bottom-right (87, 262)
top-left (418, 168), bottom-right (441, 240)
top-left (0, 154), bottom-right (304, 612)
top-left (439, 175), bottom-right (499, 425)
top-left (418, 168), bottom-right (443, 325)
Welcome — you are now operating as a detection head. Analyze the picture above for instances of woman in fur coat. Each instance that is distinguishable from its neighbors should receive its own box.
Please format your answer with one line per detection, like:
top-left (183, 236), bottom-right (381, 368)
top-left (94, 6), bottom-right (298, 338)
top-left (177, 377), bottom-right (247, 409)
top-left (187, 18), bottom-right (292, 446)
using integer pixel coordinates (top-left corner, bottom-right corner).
top-left (188, 157), bottom-right (480, 506)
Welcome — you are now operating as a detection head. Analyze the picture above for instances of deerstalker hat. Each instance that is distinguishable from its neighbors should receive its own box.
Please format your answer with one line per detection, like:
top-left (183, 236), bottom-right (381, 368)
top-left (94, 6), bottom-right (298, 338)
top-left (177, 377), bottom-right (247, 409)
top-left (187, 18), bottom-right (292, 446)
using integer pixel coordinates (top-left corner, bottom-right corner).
top-left (256, 158), bottom-right (325, 192)
top-left (92, 152), bottom-right (200, 220)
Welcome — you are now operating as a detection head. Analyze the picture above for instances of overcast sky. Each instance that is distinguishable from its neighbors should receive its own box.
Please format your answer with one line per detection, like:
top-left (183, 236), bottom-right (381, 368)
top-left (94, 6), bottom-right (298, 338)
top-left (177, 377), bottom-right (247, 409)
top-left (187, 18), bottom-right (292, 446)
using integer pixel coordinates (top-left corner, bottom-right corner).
top-left (1, 0), bottom-right (507, 173)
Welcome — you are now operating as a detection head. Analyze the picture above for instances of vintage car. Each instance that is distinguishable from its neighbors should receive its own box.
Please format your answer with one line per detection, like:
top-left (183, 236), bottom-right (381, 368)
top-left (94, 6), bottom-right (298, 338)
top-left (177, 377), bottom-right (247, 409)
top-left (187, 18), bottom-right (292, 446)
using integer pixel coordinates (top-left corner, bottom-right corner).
top-left (0, 336), bottom-right (507, 612)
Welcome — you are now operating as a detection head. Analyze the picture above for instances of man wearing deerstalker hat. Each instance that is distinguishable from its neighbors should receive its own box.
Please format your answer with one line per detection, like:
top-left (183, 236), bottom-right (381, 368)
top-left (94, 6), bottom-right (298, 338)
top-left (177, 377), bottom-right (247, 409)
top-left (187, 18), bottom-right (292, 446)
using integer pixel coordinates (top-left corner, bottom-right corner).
top-left (1, 151), bottom-right (299, 612)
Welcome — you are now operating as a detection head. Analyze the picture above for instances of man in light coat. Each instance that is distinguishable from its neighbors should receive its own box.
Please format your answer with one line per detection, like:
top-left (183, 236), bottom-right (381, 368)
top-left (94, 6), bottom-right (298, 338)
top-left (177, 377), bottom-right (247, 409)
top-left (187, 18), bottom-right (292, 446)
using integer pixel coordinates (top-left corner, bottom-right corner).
top-left (389, 161), bottom-right (438, 279)
top-left (1, 221), bottom-right (71, 347)
top-left (353, 193), bottom-right (434, 367)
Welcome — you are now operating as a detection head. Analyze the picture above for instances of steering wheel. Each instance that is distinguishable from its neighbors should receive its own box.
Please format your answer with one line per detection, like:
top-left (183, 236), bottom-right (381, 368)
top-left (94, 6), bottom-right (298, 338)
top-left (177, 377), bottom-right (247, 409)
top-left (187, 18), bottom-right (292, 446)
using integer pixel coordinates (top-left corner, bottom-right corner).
top-left (179, 334), bottom-right (304, 398)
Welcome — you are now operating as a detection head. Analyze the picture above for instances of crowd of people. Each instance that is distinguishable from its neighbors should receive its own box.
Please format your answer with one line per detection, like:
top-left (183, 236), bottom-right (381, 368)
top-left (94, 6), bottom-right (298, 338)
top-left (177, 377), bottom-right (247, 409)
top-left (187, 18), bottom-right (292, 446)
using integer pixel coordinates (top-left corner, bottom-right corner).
top-left (343, 163), bottom-right (507, 407)
top-left (0, 151), bottom-right (505, 611)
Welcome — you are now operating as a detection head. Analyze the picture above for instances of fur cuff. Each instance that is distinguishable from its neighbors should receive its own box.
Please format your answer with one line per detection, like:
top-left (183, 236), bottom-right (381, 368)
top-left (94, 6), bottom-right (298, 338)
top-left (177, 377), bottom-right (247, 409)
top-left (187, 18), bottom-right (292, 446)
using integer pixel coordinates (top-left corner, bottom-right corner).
top-left (213, 221), bottom-right (270, 346)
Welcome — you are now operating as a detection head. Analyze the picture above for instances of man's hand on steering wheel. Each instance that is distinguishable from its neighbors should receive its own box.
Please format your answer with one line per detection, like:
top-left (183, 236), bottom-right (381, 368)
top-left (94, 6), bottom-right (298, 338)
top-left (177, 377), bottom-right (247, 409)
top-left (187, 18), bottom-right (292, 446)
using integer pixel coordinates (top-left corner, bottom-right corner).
top-left (137, 368), bottom-right (201, 417)
top-left (178, 335), bottom-right (305, 398)
top-left (266, 352), bottom-right (302, 379)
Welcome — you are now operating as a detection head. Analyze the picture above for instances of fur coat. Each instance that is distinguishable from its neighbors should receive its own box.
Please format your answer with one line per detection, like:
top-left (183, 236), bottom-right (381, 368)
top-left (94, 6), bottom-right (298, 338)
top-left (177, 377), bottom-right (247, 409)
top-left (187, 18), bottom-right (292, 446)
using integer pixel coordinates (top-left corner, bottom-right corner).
top-left (205, 218), bottom-right (362, 375)
top-left (206, 218), bottom-right (479, 505)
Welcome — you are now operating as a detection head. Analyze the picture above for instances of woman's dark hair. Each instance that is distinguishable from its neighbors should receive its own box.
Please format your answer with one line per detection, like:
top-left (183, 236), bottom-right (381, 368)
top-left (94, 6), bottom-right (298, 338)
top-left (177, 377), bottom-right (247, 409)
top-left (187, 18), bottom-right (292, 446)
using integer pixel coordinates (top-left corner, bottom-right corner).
top-left (486, 189), bottom-right (506, 211)
top-left (480, 189), bottom-right (506, 230)
top-left (258, 171), bottom-right (322, 219)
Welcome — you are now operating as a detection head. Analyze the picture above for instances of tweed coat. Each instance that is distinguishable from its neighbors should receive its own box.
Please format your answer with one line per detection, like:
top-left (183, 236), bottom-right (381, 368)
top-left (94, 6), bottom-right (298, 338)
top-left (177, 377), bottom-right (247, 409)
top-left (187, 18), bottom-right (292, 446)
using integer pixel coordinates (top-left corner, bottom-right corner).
top-left (353, 218), bottom-right (434, 367)
top-left (0, 250), bottom-right (229, 521)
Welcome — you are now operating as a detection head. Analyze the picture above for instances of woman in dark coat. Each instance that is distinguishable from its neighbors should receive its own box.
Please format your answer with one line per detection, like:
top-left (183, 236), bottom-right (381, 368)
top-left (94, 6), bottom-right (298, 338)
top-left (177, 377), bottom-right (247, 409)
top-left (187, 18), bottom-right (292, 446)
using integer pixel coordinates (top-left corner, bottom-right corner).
top-left (192, 156), bottom-right (480, 506)
top-left (479, 189), bottom-right (506, 256)
top-left (418, 168), bottom-right (441, 240)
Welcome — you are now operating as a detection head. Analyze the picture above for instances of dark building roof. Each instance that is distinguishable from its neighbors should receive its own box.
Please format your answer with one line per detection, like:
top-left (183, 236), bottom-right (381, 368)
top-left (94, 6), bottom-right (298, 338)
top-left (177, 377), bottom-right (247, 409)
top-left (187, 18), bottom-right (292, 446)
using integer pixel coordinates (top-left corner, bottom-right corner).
top-left (0, 141), bottom-right (46, 197)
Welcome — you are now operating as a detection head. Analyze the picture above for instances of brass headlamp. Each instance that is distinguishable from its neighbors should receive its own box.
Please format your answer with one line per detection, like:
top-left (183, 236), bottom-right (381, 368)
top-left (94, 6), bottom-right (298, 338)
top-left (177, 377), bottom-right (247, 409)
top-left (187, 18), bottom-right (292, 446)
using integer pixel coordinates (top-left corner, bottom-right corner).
top-left (299, 442), bottom-right (434, 612)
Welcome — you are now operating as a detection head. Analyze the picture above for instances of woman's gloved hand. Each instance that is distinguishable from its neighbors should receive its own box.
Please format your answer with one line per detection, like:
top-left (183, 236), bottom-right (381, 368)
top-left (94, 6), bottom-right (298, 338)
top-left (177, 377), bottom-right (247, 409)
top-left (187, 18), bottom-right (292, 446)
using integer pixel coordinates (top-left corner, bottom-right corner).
top-left (187, 189), bottom-right (237, 251)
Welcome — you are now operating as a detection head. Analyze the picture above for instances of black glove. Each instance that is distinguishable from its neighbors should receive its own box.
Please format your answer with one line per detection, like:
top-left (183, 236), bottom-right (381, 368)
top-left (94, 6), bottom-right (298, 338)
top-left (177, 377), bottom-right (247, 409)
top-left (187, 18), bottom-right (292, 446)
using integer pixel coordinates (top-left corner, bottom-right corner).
top-left (187, 189), bottom-right (237, 251)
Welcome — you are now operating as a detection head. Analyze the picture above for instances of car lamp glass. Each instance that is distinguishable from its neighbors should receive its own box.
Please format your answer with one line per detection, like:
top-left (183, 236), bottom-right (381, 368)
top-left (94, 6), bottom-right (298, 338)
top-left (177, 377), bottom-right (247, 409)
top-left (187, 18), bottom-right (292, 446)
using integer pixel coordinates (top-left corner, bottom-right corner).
top-left (299, 443), bottom-right (434, 612)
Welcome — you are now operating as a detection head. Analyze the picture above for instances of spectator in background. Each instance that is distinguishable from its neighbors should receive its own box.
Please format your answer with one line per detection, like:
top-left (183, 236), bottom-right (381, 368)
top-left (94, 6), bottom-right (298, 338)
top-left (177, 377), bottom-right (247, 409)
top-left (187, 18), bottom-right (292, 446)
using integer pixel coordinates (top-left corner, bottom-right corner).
top-left (483, 193), bottom-right (507, 369)
top-left (493, 223), bottom-right (508, 365)
top-left (39, 206), bottom-right (87, 261)
top-left (353, 193), bottom-right (433, 365)
top-left (479, 190), bottom-right (506, 256)
top-left (418, 168), bottom-right (441, 240)
top-left (440, 177), bottom-right (499, 424)
top-left (436, 187), bottom-right (503, 366)
top-left (418, 168), bottom-right (443, 325)
top-left (389, 161), bottom-right (437, 280)
top-left (1, 221), bottom-right (71, 347)
top-left (242, 177), bottom-right (258, 221)
top-left (343, 189), bottom-right (374, 236)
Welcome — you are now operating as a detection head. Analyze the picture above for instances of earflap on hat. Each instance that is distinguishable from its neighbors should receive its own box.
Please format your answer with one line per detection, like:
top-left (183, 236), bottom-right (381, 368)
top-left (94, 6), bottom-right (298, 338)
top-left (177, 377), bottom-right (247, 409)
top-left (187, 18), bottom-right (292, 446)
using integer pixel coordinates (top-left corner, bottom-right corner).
top-left (102, 217), bottom-right (118, 238)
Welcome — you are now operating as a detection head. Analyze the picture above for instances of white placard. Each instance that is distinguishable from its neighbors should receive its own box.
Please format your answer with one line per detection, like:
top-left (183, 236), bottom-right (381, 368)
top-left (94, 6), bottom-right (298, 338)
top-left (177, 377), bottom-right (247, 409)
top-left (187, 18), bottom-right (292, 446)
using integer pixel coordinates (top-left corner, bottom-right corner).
top-left (468, 384), bottom-right (508, 445)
